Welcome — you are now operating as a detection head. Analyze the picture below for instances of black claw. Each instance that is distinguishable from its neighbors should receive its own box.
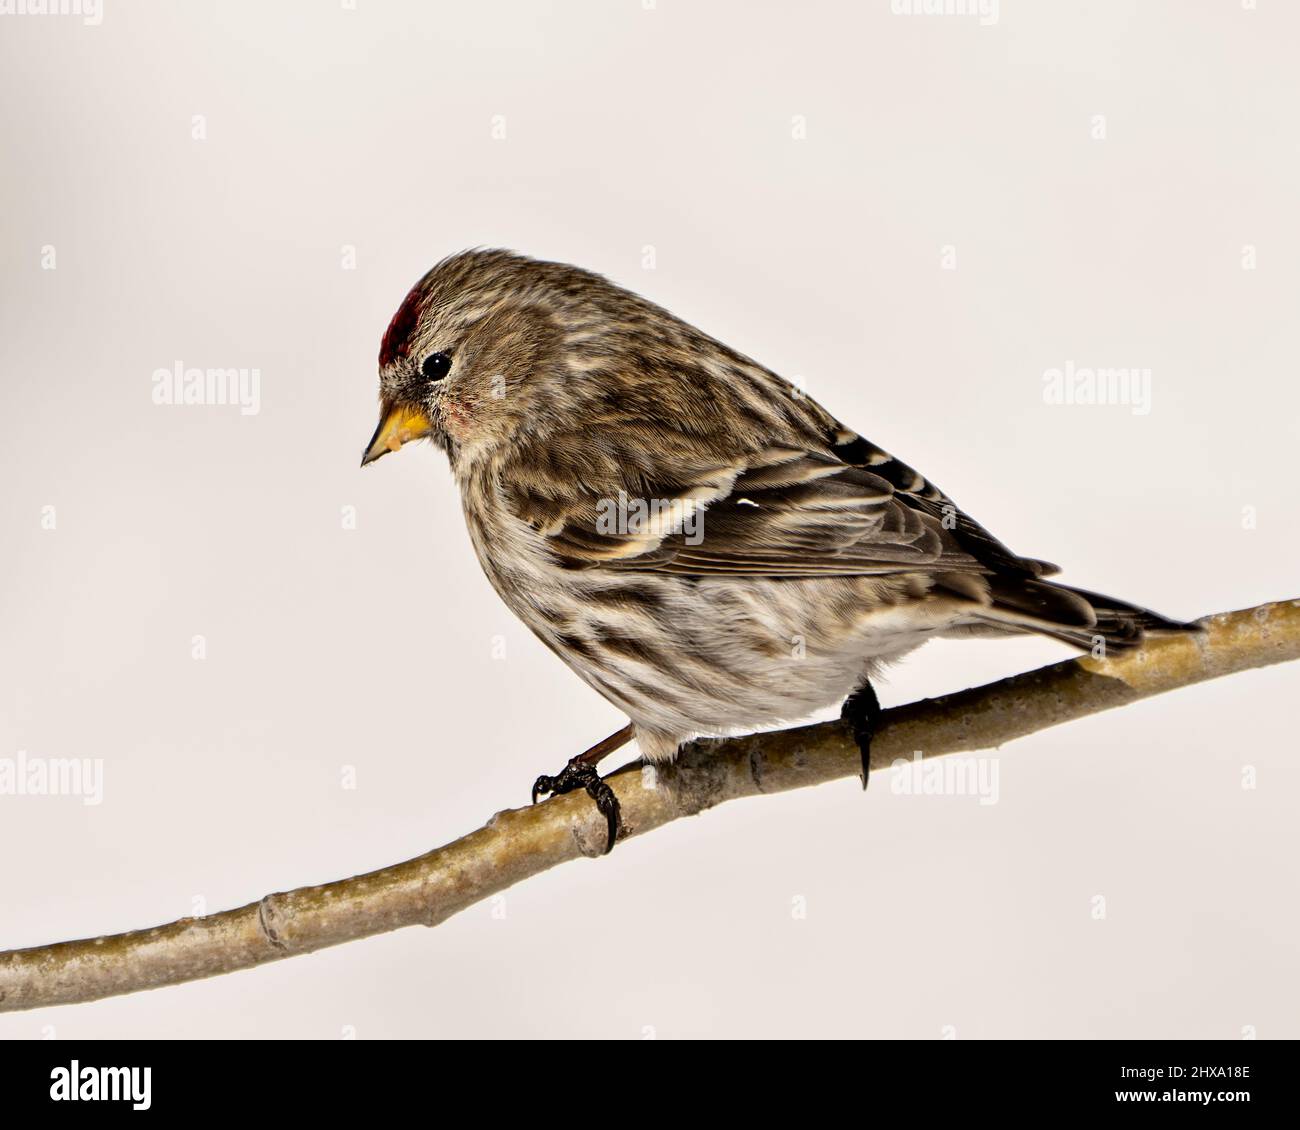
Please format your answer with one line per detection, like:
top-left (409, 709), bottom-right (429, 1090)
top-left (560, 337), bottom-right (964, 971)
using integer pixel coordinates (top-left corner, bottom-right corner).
top-left (841, 681), bottom-right (882, 791)
top-left (531, 775), bottom-right (556, 806)
top-left (585, 775), bottom-right (620, 856)
top-left (530, 760), bottom-right (622, 854)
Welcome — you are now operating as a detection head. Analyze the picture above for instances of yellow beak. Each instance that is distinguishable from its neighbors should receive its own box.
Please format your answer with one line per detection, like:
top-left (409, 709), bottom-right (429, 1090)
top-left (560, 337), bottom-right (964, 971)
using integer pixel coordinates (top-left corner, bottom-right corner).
top-left (360, 402), bottom-right (433, 467)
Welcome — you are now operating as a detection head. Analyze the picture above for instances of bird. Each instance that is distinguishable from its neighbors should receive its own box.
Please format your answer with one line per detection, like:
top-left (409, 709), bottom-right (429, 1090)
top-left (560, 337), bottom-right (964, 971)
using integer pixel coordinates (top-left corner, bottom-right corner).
top-left (361, 249), bottom-right (1196, 852)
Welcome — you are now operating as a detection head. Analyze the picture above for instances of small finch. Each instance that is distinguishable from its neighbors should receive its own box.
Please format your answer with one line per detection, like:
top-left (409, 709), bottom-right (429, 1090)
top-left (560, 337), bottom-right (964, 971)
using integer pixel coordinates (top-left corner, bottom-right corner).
top-left (362, 250), bottom-right (1195, 851)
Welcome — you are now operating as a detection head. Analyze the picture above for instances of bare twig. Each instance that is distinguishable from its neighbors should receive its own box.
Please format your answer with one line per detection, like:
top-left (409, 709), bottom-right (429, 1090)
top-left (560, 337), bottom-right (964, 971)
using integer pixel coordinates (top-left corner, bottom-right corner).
top-left (2, 599), bottom-right (1296, 1013)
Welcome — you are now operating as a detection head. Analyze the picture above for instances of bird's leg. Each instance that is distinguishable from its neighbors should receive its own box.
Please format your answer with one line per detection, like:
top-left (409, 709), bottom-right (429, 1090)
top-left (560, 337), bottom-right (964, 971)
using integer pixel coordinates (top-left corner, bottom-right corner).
top-left (841, 680), bottom-right (882, 790)
top-left (531, 724), bottom-right (633, 854)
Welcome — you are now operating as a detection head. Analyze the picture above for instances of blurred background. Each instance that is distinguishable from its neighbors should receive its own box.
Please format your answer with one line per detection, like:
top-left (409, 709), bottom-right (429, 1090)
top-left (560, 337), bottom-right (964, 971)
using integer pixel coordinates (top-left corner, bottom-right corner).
top-left (1, 0), bottom-right (1296, 1038)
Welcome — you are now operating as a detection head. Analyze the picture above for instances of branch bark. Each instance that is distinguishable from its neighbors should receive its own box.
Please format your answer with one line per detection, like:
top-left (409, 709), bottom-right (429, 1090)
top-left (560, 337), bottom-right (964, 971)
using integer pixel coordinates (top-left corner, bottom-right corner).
top-left (2, 599), bottom-right (1297, 1013)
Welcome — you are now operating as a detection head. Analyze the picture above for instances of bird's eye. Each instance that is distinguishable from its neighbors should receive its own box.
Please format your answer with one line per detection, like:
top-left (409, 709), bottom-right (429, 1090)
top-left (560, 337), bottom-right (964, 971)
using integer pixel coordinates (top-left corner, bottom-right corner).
top-left (421, 352), bottom-right (452, 382)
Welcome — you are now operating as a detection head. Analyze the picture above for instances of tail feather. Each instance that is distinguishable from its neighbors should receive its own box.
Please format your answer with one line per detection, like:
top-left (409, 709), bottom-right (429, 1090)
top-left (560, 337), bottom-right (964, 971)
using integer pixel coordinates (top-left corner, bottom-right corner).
top-left (977, 577), bottom-right (1200, 652)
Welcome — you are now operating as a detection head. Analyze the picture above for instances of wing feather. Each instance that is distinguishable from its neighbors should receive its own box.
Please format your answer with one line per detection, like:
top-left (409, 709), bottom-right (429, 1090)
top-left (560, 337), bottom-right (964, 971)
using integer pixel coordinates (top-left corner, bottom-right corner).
top-left (496, 348), bottom-right (1049, 581)
top-left (502, 435), bottom-right (1023, 579)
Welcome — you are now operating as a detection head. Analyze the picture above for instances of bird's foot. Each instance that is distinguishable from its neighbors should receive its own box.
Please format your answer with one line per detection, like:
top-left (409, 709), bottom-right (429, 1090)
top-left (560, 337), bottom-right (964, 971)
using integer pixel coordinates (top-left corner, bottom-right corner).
top-left (532, 759), bottom-right (622, 854)
top-left (841, 680), bottom-right (882, 790)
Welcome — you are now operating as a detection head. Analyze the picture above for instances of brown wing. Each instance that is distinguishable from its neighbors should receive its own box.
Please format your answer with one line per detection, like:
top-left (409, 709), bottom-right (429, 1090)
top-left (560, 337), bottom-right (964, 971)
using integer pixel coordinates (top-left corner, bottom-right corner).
top-left (502, 424), bottom-right (1048, 581)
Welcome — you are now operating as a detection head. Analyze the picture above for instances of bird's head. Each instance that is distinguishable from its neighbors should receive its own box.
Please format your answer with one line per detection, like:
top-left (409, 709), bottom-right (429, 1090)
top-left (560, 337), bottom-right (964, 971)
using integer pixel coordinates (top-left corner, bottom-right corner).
top-left (361, 249), bottom-right (633, 473)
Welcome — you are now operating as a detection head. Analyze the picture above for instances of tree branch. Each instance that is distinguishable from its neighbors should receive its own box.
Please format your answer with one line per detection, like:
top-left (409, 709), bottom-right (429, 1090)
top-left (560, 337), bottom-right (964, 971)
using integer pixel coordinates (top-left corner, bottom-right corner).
top-left (2, 599), bottom-right (1296, 1013)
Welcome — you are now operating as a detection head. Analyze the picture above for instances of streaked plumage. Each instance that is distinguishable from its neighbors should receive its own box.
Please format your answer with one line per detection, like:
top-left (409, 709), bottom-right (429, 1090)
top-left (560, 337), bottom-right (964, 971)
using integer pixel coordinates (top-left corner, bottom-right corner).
top-left (364, 249), bottom-right (1193, 765)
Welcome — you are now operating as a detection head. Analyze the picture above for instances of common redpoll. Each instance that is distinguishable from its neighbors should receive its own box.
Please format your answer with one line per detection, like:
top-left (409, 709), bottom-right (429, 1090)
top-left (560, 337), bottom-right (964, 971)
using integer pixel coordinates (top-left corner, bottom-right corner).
top-left (362, 250), bottom-right (1195, 851)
